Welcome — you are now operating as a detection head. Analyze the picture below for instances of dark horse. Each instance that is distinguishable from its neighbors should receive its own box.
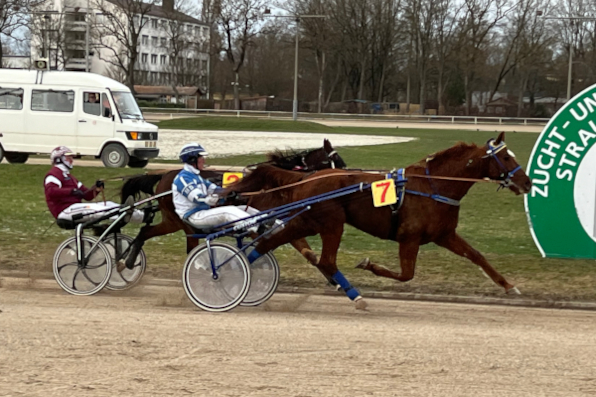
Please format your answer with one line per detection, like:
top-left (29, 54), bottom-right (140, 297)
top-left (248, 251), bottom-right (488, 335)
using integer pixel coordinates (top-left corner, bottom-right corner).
top-left (120, 139), bottom-right (346, 269)
top-left (224, 132), bottom-right (532, 309)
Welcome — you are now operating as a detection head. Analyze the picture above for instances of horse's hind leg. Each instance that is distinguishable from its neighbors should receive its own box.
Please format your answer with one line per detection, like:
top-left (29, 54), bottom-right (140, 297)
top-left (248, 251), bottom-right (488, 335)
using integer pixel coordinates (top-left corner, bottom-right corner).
top-left (356, 240), bottom-right (420, 282)
top-left (318, 229), bottom-right (367, 310)
top-left (290, 238), bottom-right (340, 290)
top-left (435, 232), bottom-right (518, 294)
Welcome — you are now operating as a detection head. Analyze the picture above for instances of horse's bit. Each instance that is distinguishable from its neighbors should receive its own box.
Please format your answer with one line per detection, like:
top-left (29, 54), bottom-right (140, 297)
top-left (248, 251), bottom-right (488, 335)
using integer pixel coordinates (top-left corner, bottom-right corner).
top-left (484, 140), bottom-right (522, 190)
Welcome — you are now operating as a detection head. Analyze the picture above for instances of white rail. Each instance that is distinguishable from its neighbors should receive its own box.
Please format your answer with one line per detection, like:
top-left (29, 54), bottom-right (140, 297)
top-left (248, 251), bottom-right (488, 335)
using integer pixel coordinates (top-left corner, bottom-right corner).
top-left (140, 107), bottom-right (549, 126)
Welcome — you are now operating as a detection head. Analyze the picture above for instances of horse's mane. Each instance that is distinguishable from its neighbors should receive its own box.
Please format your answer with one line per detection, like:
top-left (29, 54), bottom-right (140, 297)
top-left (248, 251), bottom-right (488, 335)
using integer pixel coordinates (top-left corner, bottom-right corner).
top-left (266, 148), bottom-right (308, 167)
top-left (416, 141), bottom-right (480, 170)
top-left (224, 164), bottom-right (305, 194)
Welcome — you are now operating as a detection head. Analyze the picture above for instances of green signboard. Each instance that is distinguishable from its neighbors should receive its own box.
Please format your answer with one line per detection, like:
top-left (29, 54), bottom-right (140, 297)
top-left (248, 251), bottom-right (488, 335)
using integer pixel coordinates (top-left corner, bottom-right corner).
top-left (525, 84), bottom-right (596, 258)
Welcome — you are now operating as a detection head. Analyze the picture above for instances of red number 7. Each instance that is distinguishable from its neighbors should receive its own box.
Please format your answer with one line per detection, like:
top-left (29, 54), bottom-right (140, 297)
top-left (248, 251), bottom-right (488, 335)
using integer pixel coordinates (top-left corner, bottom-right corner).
top-left (377, 181), bottom-right (390, 202)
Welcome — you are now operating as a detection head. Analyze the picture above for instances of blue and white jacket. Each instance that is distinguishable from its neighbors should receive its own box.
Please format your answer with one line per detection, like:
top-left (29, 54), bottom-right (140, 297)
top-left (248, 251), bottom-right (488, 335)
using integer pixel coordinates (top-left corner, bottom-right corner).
top-left (172, 164), bottom-right (222, 219)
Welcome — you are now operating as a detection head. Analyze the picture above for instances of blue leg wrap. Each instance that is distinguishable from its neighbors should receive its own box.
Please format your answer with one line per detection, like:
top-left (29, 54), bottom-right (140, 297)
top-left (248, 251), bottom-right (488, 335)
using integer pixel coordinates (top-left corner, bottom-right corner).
top-left (331, 270), bottom-right (361, 301)
top-left (247, 248), bottom-right (262, 264)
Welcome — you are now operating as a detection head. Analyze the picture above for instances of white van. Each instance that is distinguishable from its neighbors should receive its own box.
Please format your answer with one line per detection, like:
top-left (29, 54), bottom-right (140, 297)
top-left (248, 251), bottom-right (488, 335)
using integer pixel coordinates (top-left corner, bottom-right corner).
top-left (0, 70), bottom-right (159, 168)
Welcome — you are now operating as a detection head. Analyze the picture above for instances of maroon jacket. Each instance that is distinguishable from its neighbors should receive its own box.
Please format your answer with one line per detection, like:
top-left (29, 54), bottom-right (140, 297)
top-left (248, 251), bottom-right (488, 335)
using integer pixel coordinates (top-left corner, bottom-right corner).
top-left (44, 166), bottom-right (97, 218)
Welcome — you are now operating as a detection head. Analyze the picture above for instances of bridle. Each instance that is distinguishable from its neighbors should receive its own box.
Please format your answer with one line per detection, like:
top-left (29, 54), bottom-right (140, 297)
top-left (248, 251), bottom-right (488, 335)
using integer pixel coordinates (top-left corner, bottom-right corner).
top-left (483, 140), bottom-right (522, 190)
top-left (298, 149), bottom-right (342, 171)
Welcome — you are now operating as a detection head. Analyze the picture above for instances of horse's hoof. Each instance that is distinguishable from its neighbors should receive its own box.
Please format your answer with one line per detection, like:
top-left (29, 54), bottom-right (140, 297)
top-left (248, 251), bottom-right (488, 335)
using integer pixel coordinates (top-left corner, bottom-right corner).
top-left (506, 286), bottom-right (521, 295)
top-left (116, 260), bottom-right (126, 273)
top-left (355, 257), bottom-right (370, 270)
top-left (354, 297), bottom-right (368, 310)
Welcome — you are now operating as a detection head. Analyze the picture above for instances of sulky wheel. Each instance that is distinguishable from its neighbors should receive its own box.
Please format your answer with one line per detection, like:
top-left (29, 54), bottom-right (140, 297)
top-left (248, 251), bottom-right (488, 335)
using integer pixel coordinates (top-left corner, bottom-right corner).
top-left (240, 249), bottom-right (280, 307)
top-left (103, 234), bottom-right (146, 291)
top-left (53, 236), bottom-right (112, 296)
top-left (182, 241), bottom-right (251, 312)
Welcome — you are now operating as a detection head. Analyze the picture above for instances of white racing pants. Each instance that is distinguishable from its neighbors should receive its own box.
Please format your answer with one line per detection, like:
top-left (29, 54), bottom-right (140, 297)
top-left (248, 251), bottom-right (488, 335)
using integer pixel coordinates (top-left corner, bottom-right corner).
top-left (186, 205), bottom-right (260, 230)
top-left (57, 201), bottom-right (144, 224)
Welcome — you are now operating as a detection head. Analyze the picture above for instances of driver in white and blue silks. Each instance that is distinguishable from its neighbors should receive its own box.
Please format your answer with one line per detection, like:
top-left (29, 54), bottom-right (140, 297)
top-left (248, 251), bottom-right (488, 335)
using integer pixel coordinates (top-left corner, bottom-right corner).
top-left (172, 142), bottom-right (261, 235)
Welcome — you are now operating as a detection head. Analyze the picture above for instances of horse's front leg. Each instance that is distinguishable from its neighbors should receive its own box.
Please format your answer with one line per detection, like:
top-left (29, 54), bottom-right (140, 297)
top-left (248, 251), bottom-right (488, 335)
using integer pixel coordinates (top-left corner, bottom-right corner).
top-left (435, 231), bottom-right (519, 294)
top-left (124, 218), bottom-right (183, 269)
top-left (318, 229), bottom-right (367, 310)
top-left (356, 240), bottom-right (420, 282)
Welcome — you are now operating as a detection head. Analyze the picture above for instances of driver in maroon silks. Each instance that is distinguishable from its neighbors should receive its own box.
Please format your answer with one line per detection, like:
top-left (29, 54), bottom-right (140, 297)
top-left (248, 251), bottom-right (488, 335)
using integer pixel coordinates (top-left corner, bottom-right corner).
top-left (44, 145), bottom-right (146, 224)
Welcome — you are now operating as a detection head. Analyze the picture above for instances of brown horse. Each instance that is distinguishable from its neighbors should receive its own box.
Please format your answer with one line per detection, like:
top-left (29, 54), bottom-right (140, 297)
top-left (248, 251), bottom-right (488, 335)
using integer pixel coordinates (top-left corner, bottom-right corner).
top-left (120, 139), bottom-right (346, 269)
top-left (225, 132), bottom-right (532, 309)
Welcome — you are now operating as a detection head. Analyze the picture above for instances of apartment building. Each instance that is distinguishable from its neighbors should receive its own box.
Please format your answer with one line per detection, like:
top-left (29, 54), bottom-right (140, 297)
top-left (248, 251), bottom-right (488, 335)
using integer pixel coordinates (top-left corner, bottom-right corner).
top-left (31, 0), bottom-right (209, 96)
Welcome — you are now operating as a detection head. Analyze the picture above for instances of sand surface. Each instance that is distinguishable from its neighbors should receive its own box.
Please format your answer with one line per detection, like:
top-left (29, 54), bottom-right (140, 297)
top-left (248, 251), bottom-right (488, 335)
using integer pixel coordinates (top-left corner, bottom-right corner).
top-left (1, 279), bottom-right (595, 396)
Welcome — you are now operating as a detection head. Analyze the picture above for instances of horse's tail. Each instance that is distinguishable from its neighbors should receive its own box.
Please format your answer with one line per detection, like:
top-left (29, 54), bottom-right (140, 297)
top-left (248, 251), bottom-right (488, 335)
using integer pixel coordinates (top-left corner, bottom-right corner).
top-left (121, 174), bottom-right (164, 202)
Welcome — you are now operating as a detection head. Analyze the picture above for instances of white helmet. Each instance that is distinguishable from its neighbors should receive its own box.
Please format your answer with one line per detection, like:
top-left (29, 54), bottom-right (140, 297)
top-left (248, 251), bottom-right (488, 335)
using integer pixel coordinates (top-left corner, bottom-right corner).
top-left (50, 146), bottom-right (75, 169)
top-left (179, 142), bottom-right (208, 164)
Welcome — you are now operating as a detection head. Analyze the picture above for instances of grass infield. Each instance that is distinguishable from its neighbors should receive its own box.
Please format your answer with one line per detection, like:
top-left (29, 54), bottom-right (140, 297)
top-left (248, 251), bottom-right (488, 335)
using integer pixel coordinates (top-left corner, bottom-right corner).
top-left (2, 117), bottom-right (595, 301)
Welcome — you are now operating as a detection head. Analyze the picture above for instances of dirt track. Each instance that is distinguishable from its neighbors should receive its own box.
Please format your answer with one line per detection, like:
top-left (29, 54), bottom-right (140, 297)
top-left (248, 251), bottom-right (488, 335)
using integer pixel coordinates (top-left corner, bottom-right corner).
top-left (1, 279), bottom-right (595, 397)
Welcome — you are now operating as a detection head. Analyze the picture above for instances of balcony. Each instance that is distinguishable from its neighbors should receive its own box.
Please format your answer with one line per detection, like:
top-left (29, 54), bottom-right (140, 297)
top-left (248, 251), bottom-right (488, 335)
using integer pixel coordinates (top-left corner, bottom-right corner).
top-left (65, 58), bottom-right (88, 70)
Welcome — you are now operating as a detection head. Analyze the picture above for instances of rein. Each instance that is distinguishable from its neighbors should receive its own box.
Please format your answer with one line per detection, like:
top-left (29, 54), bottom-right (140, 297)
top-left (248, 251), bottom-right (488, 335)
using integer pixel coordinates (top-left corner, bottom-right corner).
top-left (239, 171), bottom-right (374, 197)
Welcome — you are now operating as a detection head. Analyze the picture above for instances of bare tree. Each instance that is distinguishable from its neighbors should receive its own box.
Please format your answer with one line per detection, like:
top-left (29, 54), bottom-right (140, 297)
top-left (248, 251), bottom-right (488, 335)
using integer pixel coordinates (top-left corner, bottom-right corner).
top-left (215, 0), bottom-right (266, 109)
top-left (92, 0), bottom-right (157, 93)
top-left (456, 0), bottom-right (509, 115)
top-left (159, 0), bottom-right (202, 101)
top-left (1, 0), bottom-right (45, 65)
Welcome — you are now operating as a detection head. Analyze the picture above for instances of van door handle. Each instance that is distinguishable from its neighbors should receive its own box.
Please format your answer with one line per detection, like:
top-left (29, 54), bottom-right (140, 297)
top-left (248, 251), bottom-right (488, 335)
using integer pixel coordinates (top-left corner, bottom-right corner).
top-left (78, 119), bottom-right (87, 123)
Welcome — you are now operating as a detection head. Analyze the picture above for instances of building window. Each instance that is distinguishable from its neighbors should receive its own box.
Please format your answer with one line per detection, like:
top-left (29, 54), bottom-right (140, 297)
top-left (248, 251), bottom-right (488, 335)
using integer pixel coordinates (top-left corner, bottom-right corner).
top-left (201, 60), bottom-right (207, 71)
top-left (142, 35), bottom-right (148, 46)
top-left (151, 36), bottom-right (158, 46)
top-left (74, 13), bottom-right (85, 22)
top-left (203, 27), bottom-right (208, 37)
top-left (150, 72), bottom-right (157, 82)
top-left (194, 26), bottom-right (199, 36)
top-left (151, 18), bottom-right (157, 29)
top-left (160, 37), bottom-right (166, 47)
top-left (151, 54), bottom-right (157, 64)
top-left (142, 53), bottom-right (148, 63)
top-left (160, 55), bottom-right (166, 65)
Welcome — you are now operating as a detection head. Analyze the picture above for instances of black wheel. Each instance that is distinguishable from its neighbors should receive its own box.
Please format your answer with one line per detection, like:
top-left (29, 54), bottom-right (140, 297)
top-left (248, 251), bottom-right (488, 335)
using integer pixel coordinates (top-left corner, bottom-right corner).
top-left (0, 145), bottom-right (4, 163)
top-left (4, 152), bottom-right (29, 164)
top-left (128, 156), bottom-right (149, 168)
top-left (101, 143), bottom-right (129, 168)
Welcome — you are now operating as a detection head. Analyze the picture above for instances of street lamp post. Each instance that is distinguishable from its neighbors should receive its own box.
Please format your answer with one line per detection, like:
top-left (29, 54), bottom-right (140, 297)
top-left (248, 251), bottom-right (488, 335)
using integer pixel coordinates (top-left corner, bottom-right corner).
top-left (85, 0), bottom-right (90, 72)
top-left (264, 11), bottom-right (326, 121)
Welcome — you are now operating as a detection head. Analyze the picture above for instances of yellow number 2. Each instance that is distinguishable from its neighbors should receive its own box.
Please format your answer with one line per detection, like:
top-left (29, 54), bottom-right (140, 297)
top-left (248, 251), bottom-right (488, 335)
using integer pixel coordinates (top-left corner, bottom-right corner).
top-left (222, 172), bottom-right (244, 188)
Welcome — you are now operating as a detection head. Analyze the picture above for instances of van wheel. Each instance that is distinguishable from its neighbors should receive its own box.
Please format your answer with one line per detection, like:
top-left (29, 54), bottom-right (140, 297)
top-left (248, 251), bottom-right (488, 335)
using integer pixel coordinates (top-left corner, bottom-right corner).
top-left (5, 152), bottom-right (29, 164)
top-left (0, 145), bottom-right (4, 163)
top-left (128, 157), bottom-right (149, 168)
top-left (101, 144), bottom-right (129, 168)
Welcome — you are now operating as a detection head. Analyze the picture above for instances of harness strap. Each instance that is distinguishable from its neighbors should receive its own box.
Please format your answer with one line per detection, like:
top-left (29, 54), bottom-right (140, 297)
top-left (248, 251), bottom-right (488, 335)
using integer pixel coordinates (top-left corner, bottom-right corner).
top-left (405, 189), bottom-right (460, 206)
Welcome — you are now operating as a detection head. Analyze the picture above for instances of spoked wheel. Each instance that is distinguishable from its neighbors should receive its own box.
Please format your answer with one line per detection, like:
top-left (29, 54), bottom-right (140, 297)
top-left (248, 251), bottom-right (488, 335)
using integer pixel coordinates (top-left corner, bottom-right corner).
top-left (53, 236), bottom-right (112, 296)
top-left (240, 248), bottom-right (280, 307)
top-left (103, 234), bottom-right (146, 291)
top-left (182, 241), bottom-right (251, 312)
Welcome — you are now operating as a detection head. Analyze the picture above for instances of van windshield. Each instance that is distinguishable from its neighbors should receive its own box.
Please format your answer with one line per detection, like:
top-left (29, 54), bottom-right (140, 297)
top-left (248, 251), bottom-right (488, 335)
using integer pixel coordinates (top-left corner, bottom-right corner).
top-left (112, 91), bottom-right (143, 120)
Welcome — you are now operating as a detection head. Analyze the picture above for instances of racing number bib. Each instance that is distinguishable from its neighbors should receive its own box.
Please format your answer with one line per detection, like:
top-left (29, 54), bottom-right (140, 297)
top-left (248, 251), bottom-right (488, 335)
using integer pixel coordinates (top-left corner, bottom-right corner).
top-left (371, 179), bottom-right (397, 207)
top-left (222, 172), bottom-right (244, 188)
